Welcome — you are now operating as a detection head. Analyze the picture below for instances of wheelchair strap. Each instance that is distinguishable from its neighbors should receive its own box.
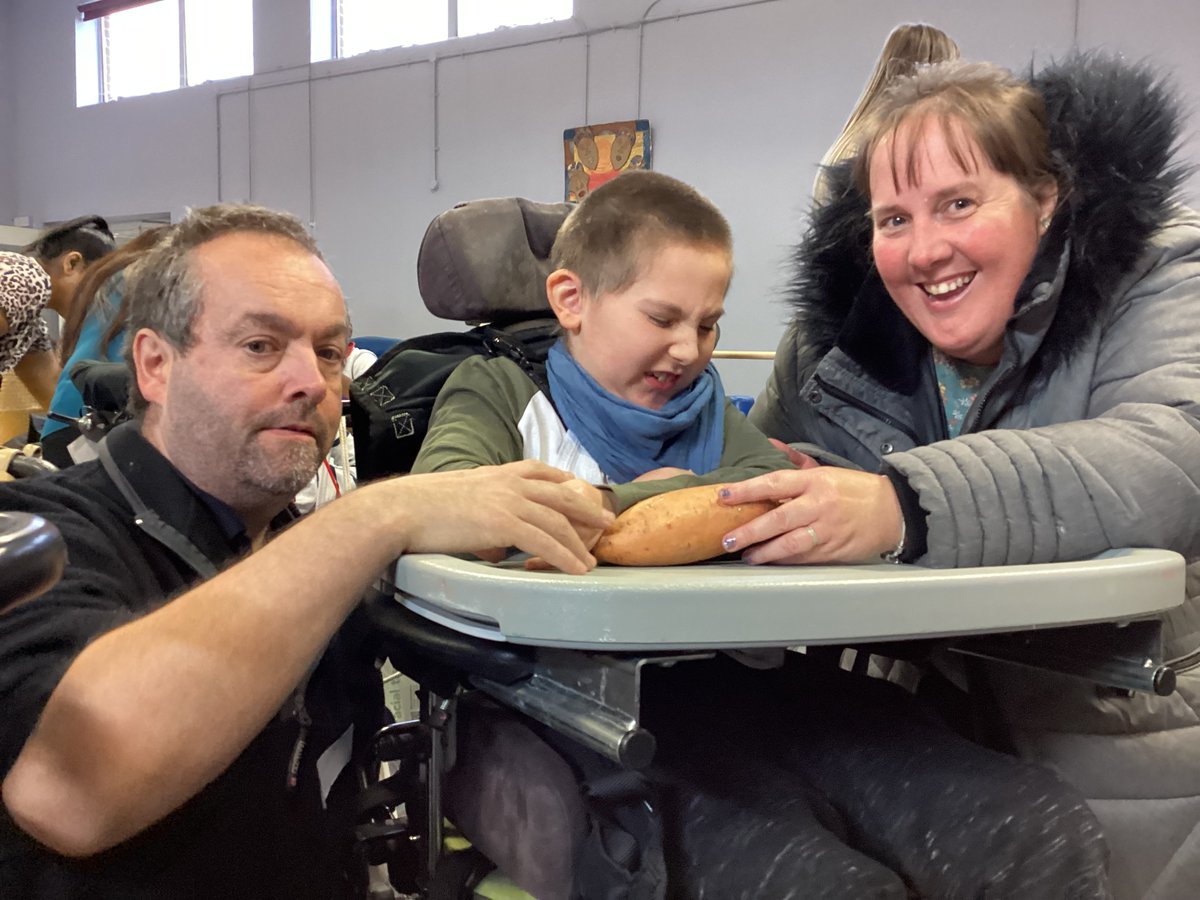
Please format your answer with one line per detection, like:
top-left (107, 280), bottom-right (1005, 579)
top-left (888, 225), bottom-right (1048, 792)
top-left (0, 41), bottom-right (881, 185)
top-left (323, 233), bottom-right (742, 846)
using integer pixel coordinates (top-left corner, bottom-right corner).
top-left (98, 437), bottom-right (219, 580)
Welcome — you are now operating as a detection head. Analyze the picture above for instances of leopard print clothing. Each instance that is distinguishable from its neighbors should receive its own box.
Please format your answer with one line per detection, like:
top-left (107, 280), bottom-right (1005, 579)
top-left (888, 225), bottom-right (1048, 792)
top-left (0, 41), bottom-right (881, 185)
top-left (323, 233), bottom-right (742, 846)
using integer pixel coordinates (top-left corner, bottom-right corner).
top-left (0, 251), bottom-right (53, 373)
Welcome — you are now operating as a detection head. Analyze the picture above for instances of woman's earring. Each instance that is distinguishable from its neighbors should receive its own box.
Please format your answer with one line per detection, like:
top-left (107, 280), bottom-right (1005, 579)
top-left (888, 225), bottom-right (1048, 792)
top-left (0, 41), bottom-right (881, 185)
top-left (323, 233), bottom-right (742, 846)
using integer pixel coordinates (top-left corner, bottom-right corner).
top-left (1039, 216), bottom-right (1051, 233)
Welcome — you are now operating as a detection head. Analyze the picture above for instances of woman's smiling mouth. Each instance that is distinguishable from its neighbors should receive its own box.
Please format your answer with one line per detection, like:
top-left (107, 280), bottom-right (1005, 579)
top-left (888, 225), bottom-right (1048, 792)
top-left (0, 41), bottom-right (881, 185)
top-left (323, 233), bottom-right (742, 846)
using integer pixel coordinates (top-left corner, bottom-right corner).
top-left (923, 273), bottom-right (975, 297)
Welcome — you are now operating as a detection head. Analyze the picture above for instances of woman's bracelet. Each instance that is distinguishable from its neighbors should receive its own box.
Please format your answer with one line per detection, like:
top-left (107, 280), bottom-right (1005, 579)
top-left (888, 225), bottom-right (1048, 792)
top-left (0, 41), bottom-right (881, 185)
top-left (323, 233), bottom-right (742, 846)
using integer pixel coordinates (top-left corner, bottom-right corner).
top-left (881, 518), bottom-right (907, 563)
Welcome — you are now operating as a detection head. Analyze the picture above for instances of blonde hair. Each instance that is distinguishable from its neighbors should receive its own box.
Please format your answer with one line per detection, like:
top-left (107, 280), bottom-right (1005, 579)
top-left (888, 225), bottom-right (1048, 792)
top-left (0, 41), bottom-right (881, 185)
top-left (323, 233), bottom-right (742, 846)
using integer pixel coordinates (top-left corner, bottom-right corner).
top-left (813, 24), bottom-right (960, 204)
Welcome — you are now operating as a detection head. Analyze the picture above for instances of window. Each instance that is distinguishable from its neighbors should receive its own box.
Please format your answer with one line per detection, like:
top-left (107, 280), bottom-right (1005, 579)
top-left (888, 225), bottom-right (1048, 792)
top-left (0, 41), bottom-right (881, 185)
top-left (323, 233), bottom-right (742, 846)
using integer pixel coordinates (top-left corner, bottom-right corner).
top-left (311, 0), bottom-right (573, 63)
top-left (76, 0), bottom-right (253, 105)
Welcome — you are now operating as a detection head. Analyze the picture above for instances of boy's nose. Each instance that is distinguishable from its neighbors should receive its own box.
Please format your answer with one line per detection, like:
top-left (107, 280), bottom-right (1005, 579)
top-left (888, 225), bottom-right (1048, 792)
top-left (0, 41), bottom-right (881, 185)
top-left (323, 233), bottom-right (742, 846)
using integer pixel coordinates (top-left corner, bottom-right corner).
top-left (669, 331), bottom-right (701, 366)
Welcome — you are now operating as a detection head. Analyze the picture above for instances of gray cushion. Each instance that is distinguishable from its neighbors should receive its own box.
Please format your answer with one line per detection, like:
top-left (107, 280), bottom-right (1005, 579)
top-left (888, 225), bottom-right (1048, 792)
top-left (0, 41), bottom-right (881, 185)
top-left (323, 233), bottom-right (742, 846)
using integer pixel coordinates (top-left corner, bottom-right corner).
top-left (417, 197), bottom-right (572, 322)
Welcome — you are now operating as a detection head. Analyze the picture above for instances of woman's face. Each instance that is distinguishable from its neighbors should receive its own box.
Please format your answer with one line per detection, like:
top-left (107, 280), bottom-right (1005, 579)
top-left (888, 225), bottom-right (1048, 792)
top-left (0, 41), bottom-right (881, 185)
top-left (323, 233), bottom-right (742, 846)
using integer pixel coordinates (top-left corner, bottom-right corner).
top-left (45, 251), bottom-right (88, 316)
top-left (868, 117), bottom-right (1056, 365)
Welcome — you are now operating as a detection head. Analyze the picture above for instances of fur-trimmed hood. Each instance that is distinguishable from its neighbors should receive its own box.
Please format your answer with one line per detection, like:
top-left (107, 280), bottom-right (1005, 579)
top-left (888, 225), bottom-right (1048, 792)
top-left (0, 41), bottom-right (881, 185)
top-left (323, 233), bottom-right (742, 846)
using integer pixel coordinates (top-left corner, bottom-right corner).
top-left (785, 53), bottom-right (1189, 385)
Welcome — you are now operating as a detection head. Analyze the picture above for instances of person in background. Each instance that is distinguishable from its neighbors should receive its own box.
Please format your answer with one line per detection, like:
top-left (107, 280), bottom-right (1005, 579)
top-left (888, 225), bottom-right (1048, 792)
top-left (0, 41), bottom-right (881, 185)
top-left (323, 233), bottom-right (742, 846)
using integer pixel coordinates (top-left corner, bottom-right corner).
top-left (293, 342), bottom-right (377, 512)
top-left (812, 23), bottom-right (960, 206)
top-left (728, 54), bottom-right (1200, 899)
top-left (40, 226), bottom-right (168, 466)
top-left (0, 216), bottom-right (115, 411)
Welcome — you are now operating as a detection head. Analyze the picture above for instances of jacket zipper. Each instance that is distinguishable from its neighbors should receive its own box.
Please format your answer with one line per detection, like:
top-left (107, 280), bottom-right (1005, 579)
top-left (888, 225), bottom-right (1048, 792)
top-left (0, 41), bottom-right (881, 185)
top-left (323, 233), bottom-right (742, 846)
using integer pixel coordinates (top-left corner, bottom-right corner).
top-left (813, 375), bottom-right (920, 445)
top-left (962, 363), bottom-right (1015, 435)
top-left (285, 676), bottom-right (314, 790)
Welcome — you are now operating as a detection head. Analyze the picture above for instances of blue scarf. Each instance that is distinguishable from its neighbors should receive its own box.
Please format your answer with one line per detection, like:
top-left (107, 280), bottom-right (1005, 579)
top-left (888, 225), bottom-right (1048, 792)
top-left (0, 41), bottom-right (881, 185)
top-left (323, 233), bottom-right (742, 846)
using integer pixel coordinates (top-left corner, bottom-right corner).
top-left (546, 340), bottom-right (725, 483)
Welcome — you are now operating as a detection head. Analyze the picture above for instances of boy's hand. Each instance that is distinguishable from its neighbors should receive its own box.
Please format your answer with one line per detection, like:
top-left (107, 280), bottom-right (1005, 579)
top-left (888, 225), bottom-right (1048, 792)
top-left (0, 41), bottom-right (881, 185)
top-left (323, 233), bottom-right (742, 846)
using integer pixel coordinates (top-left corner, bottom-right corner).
top-left (633, 466), bottom-right (694, 482)
top-left (768, 439), bottom-right (821, 469)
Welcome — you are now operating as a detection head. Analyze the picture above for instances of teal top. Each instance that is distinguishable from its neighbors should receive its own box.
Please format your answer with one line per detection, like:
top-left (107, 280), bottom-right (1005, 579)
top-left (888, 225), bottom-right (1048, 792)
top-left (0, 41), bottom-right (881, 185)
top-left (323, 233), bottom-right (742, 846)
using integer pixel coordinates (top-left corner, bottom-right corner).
top-left (932, 347), bottom-right (996, 438)
top-left (43, 275), bottom-right (124, 437)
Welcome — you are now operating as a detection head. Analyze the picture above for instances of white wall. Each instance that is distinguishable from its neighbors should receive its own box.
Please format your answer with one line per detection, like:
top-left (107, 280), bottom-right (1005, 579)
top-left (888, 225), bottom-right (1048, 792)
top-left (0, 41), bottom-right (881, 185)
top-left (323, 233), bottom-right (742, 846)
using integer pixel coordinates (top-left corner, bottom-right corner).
top-left (4, 0), bottom-right (1200, 394)
top-left (0, 0), bottom-right (17, 221)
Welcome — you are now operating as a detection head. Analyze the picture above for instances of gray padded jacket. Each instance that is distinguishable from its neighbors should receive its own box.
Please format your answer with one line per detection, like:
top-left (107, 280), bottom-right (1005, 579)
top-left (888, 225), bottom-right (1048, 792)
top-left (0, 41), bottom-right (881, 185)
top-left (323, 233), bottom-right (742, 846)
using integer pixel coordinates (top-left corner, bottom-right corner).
top-left (751, 56), bottom-right (1200, 900)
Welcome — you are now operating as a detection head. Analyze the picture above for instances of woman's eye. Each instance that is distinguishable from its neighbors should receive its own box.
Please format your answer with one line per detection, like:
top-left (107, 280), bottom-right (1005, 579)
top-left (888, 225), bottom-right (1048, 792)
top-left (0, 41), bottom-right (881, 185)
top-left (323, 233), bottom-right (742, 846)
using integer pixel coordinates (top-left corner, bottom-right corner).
top-left (698, 325), bottom-right (716, 336)
top-left (949, 198), bottom-right (975, 212)
top-left (649, 316), bottom-right (671, 328)
top-left (878, 215), bottom-right (906, 231)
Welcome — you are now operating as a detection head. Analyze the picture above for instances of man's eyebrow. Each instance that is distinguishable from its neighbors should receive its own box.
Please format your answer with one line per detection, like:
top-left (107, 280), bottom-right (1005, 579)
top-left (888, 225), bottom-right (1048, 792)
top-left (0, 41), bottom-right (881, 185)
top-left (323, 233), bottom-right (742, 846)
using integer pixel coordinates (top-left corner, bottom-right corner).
top-left (224, 312), bottom-right (348, 342)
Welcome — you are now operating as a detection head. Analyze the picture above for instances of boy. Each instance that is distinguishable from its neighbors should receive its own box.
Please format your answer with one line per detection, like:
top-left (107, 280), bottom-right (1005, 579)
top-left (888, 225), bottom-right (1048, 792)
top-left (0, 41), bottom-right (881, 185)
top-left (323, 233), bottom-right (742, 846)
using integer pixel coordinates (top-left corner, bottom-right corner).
top-left (412, 169), bottom-right (792, 515)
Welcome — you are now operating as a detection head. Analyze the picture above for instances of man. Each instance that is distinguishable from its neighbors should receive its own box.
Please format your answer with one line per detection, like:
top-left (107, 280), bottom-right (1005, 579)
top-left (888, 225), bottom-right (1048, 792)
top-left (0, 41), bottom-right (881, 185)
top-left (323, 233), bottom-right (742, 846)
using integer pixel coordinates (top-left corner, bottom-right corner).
top-left (0, 204), bottom-right (610, 897)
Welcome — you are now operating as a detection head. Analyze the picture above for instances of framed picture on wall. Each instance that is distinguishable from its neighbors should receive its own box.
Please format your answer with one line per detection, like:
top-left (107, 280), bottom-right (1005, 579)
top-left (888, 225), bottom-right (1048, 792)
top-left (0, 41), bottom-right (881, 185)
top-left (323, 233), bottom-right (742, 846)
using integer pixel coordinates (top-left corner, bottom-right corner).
top-left (563, 119), bottom-right (652, 202)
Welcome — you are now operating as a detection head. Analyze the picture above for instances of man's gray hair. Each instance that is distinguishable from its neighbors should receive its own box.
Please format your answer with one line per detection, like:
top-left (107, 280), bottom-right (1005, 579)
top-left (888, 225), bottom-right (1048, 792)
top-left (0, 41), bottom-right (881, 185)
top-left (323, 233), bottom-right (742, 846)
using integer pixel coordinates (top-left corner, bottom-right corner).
top-left (123, 203), bottom-right (325, 416)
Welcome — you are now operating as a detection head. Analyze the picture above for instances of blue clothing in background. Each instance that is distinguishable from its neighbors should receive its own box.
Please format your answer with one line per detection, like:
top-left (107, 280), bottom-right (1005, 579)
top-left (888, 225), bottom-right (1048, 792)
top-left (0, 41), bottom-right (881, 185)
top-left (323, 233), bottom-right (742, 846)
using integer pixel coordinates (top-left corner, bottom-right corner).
top-left (42, 277), bottom-right (124, 437)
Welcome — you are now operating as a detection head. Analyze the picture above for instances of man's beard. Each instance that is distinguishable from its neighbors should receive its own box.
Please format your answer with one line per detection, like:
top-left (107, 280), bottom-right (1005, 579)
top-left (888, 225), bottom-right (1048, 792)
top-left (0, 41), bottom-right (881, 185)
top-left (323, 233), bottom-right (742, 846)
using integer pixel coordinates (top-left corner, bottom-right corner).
top-left (234, 402), bottom-right (334, 500)
top-left (237, 435), bottom-right (326, 498)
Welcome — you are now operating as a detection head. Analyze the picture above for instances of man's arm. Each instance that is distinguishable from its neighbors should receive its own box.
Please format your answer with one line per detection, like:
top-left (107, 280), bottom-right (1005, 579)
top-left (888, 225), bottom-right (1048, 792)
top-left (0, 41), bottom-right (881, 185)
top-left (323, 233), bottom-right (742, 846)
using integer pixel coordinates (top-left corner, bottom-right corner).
top-left (2, 461), bottom-right (611, 857)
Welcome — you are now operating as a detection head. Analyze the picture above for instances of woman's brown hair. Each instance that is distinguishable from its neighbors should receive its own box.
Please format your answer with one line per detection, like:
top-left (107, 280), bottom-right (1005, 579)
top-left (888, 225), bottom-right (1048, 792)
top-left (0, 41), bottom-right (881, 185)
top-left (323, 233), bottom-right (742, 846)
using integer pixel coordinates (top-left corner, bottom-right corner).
top-left (59, 225), bottom-right (168, 363)
top-left (852, 60), bottom-right (1060, 205)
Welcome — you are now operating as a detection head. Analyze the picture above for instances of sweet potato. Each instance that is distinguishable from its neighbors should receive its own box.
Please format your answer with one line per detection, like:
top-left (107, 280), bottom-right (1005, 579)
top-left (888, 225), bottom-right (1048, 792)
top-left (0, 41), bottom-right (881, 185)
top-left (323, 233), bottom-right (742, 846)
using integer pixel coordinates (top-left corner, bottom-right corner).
top-left (593, 484), bottom-right (774, 566)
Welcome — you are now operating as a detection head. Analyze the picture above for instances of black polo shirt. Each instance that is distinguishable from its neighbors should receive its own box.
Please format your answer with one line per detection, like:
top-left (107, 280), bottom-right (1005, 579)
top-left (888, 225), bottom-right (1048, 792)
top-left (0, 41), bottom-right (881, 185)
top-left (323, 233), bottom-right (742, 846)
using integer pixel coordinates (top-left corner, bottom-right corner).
top-left (0, 422), bottom-right (385, 898)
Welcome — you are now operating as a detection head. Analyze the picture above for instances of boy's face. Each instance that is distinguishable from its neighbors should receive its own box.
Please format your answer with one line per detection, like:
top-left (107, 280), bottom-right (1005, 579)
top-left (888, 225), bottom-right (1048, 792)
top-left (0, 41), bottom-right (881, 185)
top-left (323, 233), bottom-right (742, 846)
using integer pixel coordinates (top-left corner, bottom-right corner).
top-left (550, 241), bottom-right (729, 410)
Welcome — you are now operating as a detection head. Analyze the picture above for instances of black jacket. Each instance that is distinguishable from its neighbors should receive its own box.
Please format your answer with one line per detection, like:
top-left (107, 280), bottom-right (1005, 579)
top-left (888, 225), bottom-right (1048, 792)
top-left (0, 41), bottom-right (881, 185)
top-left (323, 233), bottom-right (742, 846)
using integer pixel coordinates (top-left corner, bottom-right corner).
top-left (0, 423), bottom-right (384, 899)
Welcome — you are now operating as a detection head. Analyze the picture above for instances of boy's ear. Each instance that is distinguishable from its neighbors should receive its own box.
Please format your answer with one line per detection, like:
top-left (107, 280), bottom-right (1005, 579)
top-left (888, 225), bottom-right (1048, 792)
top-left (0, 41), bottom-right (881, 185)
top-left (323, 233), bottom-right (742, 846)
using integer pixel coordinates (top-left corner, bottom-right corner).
top-left (546, 269), bottom-right (585, 332)
top-left (131, 328), bottom-right (175, 408)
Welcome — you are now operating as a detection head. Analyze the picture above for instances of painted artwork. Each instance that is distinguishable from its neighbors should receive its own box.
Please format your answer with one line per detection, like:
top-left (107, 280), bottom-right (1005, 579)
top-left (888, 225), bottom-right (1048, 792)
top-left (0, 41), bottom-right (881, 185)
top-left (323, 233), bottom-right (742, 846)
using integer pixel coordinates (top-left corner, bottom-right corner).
top-left (563, 119), bottom-right (652, 202)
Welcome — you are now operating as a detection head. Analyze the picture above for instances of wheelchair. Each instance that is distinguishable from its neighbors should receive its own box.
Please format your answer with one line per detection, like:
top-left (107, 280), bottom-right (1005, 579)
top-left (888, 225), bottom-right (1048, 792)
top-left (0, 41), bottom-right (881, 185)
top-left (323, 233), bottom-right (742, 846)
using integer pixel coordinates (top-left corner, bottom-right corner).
top-left (342, 194), bottom-right (1184, 900)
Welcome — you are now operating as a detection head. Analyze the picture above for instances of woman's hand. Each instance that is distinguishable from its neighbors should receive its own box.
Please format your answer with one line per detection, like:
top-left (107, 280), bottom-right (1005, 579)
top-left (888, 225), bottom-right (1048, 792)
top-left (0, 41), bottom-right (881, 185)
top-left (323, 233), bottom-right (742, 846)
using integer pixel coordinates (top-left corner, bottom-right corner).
top-left (717, 467), bottom-right (904, 564)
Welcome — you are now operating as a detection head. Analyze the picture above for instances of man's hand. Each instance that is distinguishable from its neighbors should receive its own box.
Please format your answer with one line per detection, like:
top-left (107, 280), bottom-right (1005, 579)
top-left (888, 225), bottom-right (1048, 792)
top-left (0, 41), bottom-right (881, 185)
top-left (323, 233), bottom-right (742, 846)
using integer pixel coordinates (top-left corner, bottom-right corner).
top-left (716, 467), bottom-right (903, 565)
top-left (522, 478), bottom-right (613, 571)
top-left (380, 462), bottom-right (614, 575)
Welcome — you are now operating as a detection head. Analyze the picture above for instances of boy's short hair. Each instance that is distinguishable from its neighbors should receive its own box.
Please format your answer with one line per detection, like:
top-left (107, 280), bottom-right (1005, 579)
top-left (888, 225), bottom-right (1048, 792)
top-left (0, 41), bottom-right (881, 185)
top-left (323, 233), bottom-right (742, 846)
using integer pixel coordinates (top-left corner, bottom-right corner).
top-left (550, 170), bottom-right (732, 297)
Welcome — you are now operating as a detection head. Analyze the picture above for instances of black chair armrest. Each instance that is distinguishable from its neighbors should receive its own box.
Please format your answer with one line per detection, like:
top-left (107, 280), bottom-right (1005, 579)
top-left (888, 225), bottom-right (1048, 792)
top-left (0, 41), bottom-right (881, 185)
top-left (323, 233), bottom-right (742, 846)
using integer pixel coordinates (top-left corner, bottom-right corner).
top-left (362, 587), bottom-right (534, 691)
top-left (0, 512), bottom-right (66, 610)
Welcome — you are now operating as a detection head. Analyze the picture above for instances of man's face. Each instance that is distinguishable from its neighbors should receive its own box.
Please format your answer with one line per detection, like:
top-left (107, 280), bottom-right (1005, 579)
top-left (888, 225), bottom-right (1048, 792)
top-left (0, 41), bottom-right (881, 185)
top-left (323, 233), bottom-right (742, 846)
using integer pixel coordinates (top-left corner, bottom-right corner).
top-left (142, 232), bottom-right (348, 518)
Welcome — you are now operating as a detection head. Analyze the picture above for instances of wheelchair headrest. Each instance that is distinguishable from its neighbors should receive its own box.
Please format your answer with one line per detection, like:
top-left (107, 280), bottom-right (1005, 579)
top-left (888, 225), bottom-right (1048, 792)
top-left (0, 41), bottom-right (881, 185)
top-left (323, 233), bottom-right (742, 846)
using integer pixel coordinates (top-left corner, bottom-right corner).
top-left (417, 197), bottom-right (572, 323)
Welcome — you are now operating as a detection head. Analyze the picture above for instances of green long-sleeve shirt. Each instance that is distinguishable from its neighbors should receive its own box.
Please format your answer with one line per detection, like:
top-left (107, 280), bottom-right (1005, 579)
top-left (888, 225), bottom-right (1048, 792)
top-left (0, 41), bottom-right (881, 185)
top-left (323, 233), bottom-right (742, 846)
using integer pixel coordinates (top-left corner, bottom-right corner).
top-left (412, 355), bottom-right (793, 513)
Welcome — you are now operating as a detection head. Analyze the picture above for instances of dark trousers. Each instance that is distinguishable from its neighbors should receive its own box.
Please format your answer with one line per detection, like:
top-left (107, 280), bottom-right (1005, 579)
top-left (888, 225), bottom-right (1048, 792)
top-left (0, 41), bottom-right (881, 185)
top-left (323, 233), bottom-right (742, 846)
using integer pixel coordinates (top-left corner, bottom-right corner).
top-left (642, 654), bottom-right (1111, 899)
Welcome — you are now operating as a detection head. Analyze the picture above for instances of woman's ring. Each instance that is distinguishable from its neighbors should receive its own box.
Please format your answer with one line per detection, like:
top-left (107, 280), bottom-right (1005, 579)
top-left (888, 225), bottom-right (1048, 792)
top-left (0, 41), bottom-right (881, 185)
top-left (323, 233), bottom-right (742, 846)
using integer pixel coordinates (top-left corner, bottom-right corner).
top-left (806, 525), bottom-right (821, 549)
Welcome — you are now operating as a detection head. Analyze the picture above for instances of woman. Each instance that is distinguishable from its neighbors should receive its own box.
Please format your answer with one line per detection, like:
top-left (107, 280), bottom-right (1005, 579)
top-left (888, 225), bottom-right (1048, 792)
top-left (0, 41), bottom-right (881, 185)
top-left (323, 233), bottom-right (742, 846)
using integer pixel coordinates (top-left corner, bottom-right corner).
top-left (723, 55), bottom-right (1200, 899)
top-left (40, 226), bottom-right (167, 466)
top-left (0, 216), bottom-right (115, 410)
